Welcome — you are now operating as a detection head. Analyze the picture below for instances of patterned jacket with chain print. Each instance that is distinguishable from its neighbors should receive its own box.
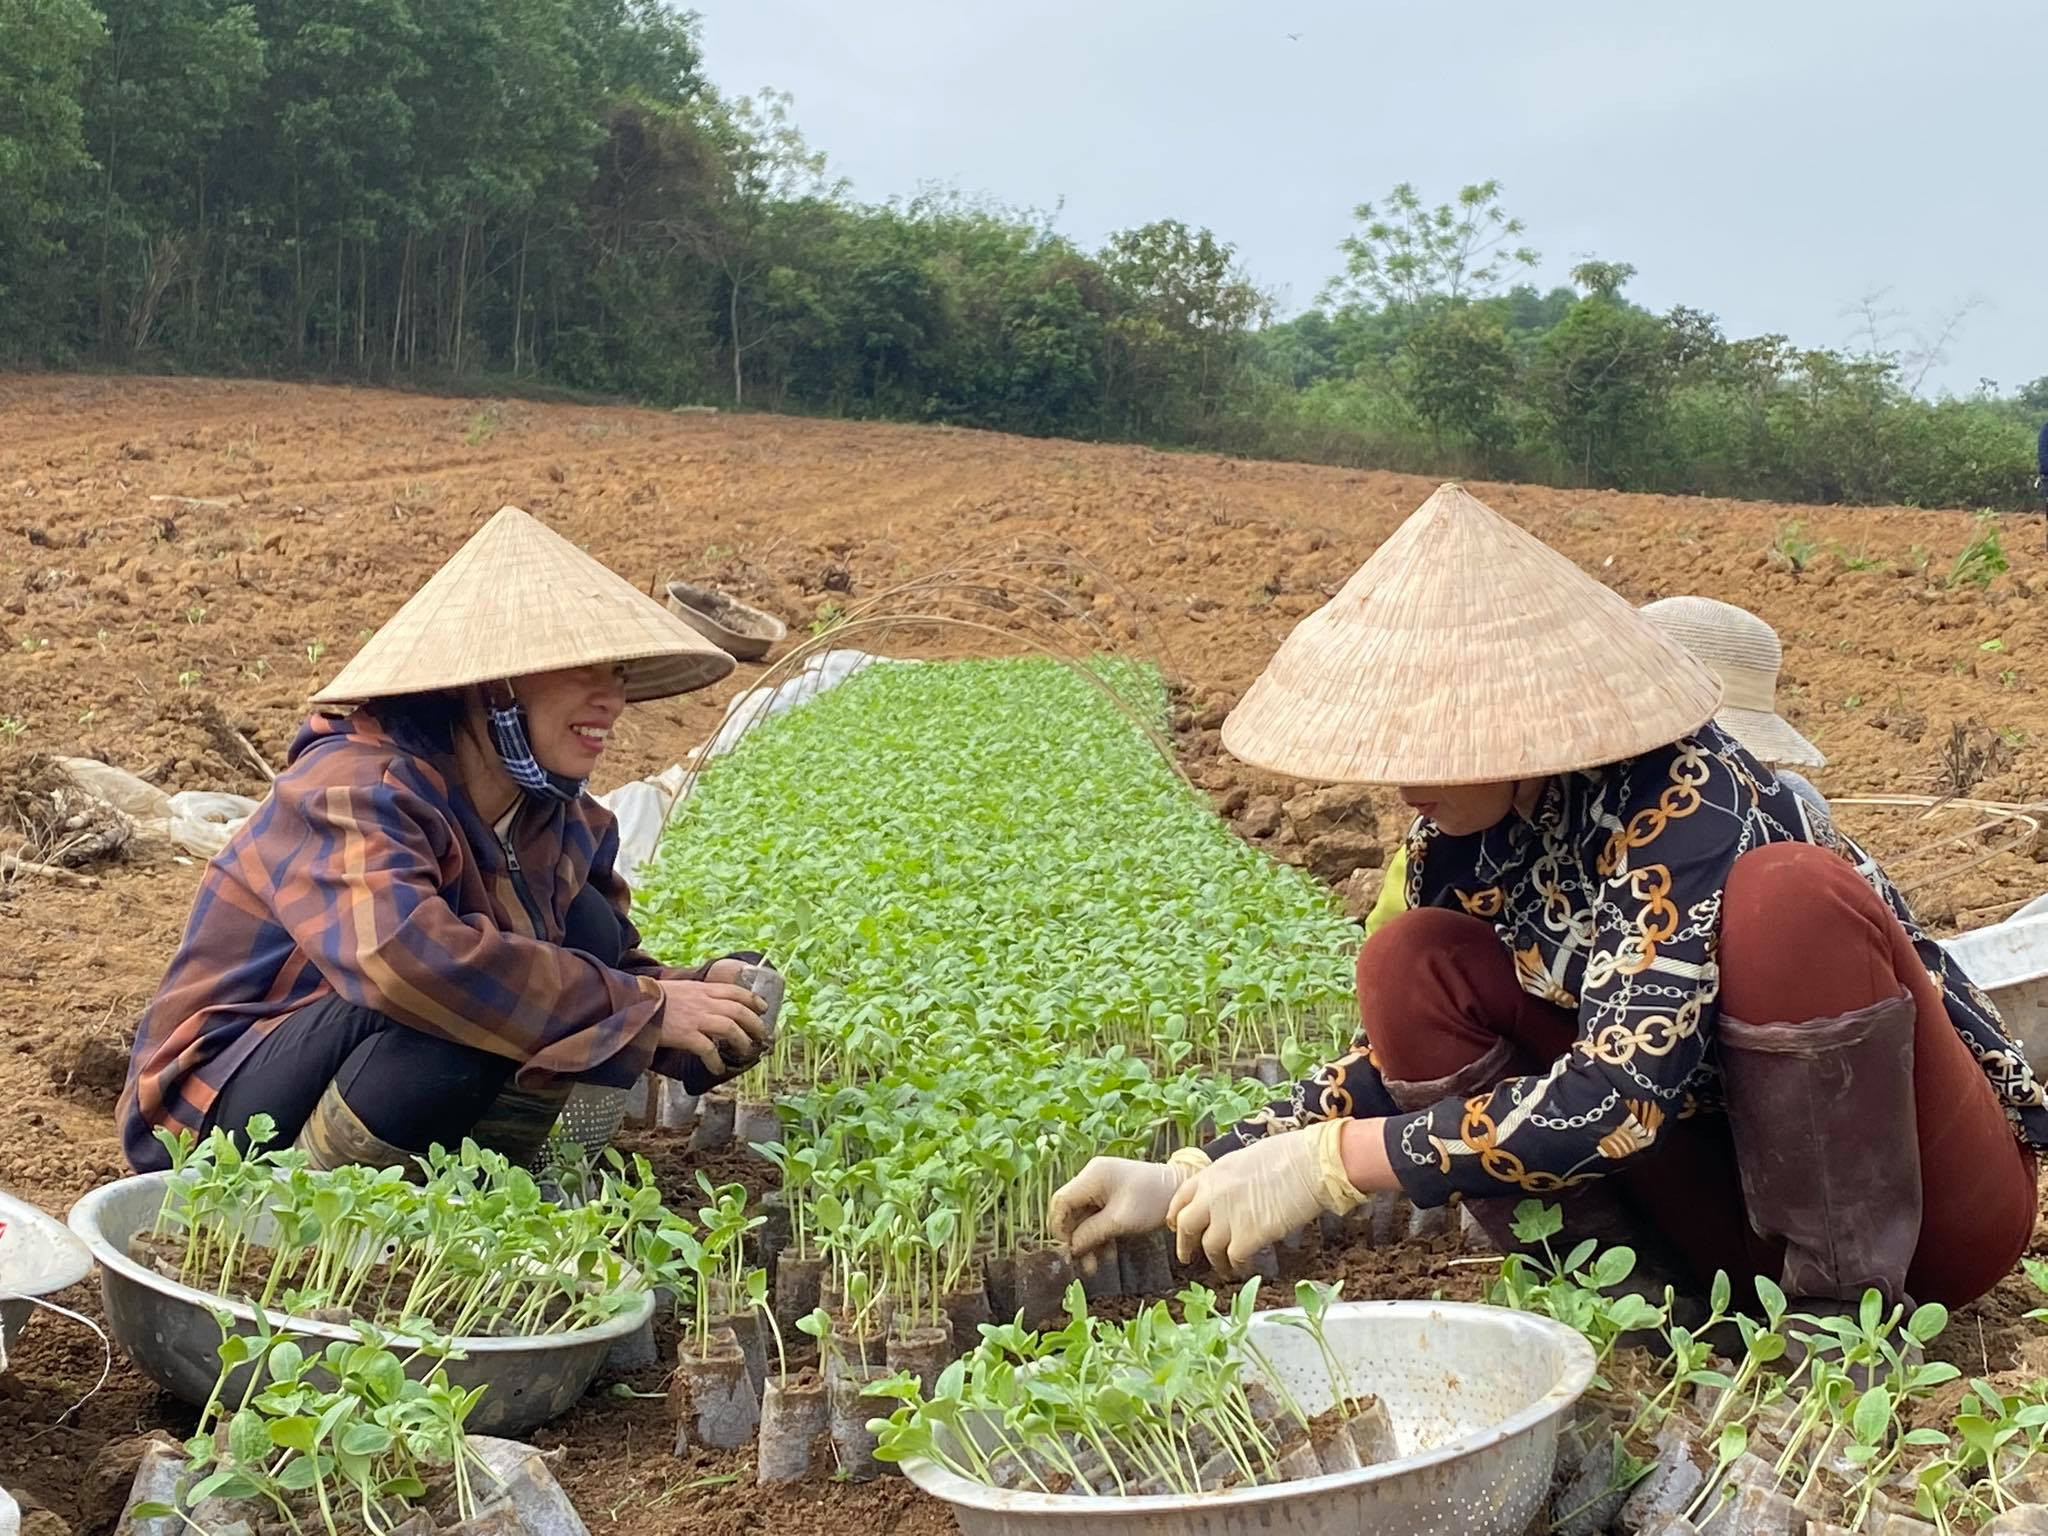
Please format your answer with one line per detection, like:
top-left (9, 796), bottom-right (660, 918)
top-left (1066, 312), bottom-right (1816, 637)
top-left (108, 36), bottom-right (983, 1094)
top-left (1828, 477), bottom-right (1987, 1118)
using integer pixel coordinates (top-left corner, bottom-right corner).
top-left (1203, 723), bottom-right (2048, 1206)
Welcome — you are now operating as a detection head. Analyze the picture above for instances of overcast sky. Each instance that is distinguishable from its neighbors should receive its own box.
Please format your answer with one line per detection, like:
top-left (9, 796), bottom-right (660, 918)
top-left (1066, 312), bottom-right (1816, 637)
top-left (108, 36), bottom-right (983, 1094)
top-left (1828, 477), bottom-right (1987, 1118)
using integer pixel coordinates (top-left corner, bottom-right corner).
top-left (697, 0), bottom-right (2045, 401)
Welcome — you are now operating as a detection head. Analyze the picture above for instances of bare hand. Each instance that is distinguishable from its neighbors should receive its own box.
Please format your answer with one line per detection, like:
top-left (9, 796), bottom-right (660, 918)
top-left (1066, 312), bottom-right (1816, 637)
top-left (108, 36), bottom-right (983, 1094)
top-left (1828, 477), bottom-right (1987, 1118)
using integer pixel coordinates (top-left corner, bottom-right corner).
top-left (656, 979), bottom-right (767, 1075)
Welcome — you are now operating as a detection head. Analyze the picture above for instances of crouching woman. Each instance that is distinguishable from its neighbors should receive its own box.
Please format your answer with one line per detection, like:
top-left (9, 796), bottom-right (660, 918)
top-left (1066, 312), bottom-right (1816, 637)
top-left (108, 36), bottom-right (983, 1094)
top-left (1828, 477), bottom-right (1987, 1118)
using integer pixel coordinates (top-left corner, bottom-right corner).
top-left (119, 507), bottom-right (771, 1172)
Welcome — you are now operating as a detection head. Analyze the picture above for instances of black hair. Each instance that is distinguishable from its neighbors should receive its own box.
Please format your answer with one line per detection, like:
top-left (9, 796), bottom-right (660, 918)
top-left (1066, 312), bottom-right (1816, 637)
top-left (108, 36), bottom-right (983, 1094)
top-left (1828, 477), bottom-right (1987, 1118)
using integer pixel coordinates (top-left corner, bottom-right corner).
top-left (365, 689), bottom-right (469, 754)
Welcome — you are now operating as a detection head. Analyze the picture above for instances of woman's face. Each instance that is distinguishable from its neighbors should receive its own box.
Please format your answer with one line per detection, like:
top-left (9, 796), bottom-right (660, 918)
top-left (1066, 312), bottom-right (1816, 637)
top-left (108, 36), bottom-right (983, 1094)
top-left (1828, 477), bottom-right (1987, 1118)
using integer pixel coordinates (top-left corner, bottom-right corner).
top-left (511, 663), bottom-right (629, 776)
top-left (1398, 781), bottom-right (1519, 837)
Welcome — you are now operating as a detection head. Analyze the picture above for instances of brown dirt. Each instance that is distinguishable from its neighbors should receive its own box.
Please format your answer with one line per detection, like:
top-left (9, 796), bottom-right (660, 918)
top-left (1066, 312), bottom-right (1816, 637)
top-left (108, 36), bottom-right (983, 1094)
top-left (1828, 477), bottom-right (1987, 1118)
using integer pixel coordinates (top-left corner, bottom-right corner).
top-left (6, 374), bottom-right (2048, 1532)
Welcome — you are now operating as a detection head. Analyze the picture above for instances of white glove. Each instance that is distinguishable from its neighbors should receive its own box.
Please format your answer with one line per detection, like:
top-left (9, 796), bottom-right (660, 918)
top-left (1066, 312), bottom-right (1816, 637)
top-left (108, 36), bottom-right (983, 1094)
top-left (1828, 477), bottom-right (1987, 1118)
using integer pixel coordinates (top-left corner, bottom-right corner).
top-left (1049, 1150), bottom-right (1212, 1258)
top-left (1166, 1121), bottom-right (1365, 1274)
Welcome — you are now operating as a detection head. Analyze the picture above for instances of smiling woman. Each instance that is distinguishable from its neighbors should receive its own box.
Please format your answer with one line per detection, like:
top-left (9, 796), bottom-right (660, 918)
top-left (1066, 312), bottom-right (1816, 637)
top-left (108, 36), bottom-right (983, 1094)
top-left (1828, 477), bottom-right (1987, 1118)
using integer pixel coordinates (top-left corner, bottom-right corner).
top-left (118, 506), bottom-right (779, 1175)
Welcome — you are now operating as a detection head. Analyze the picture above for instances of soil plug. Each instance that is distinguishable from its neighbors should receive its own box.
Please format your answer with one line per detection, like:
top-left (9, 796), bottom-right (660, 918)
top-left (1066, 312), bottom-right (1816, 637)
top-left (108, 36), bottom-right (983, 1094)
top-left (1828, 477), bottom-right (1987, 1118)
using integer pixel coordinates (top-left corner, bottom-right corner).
top-left (827, 1365), bottom-right (895, 1483)
top-left (1252, 1053), bottom-right (1285, 1087)
top-left (1981, 1513), bottom-right (2048, 1536)
top-left (1363, 1190), bottom-right (1404, 1246)
top-left (1118, 1226), bottom-right (1175, 1295)
top-left (757, 1371), bottom-right (830, 1486)
top-left (442, 1502), bottom-right (524, 1536)
top-left (983, 1250), bottom-right (1021, 1323)
top-left (464, 1441), bottom-right (589, 1536)
top-left (734, 1097), bottom-right (781, 1153)
top-left (884, 1322), bottom-right (953, 1395)
top-left (1707, 1479), bottom-right (1802, 1536)
top-left (1194, 1447), bottom-right (1243, 1492)
top-left (939, 1279), bottom-right (992, 1354)
top-left (688, 1087), bottom-right (736, 1152)
top-left (826, 1318), bottom-right (885, 1384)
top-left (1243, 1244), bottom-right (1280, 1282)
top-left (774, 1254), bottom-right (823, 1331)
top-left (621, 1074), bottom-right (652, 1126)
top-left (1077, 1240), bottom-right (1123, 1301)
top-left (116, 1435), bottom-right (186, 1536)
top-left (674, 1333), bottom-right (758, 1452)
top-left (653, 1079), bottom-right (697, 1132)
top-left (603, 1315), bottom-right (658, 1373)
top-left (1405, 1201), bottom-right (1453, 1243)
top-left (1346, 1394), bottom-right (1399, 1464)
top-left (1012, 1243), bottom-right (1074, 1328)
top-left (1552, 1451), bottom-right (1629, 1536)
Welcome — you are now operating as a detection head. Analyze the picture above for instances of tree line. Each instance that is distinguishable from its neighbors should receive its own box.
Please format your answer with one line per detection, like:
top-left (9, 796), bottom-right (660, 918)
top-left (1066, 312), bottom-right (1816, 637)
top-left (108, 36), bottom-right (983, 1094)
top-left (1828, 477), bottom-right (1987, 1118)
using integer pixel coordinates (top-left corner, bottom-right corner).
top-left (2, 0), bottom-right (2041, 508)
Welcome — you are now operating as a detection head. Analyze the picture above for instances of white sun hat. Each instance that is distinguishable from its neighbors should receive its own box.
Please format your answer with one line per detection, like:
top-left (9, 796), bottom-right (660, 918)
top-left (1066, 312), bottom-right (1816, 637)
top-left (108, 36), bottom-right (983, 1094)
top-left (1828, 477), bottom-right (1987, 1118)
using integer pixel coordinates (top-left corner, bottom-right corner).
top-left (1640, 596), bottom-right (1824, 769)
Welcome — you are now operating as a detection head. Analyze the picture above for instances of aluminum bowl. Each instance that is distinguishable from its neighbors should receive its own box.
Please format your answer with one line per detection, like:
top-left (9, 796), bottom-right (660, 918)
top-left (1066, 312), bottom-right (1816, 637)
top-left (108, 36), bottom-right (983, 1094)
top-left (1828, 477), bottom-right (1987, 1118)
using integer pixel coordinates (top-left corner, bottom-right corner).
top-left (901, 1298), bottom-right (1595, 1536)
top-left (68, 1172), bottom-right (654, 1435)
top-left (1, 1188), bottom-right (95, 1361)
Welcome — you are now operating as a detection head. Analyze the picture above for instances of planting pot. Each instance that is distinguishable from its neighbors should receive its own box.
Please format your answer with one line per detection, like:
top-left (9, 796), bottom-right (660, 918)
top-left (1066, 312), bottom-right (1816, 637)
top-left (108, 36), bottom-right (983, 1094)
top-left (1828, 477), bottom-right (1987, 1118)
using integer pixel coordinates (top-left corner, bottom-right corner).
top-left (687, 1088), bottom-right (736, 1153)
top-left (826, 1319), bottom-right (886, 1383)
top-left (1252, 1054), bottom-right (1285, 1087)
top-left (602, 1315), bottom-right (658, 1373)
top-left (1117, 1226), bottom-right (1175, 1296)
top-left (117, 1435), bottom-right (588, 1536)
top-left (1012, 1244), bottom-right (1074, 1330)
top-left (1077, 1241), bottom-right (1122, 1302)
top-left (1274, 1437), bottom-right (1324, 1484)
top-left (1348, 1394), bottom-right (1399, 1465)
top-left (885, 1322), bottom-right (953, 1395)
top-left (653, 1078), bottom-right (697, 1132)
top-left (982, 1251), bottom-right (1020, 1324)
top-left (757, 1372), bottom-right (831, 1485)
top-left (734, 1097), bottom-right (782, 1153)
top-left (828, 1365), bottom-right (897, 1482)
top-left (711, 1310), bottom-right (768, 1395)
top-left (755, 1192), bottom-right (791, 1276)
top-left (940, 1282), bottom-right (992, 1355)
top-left (673, 1332), bottom-right (758, 1452)
top-left (772, 1253), bottom-right (823, 1332)
top-left (1311, 1412), bottom-right (1363, 1477)
top-left (69, 1173), bottom-right (652, 1437)
top-left (899, 1298), bottom-right (1597, 1536)
top-left (1225, 1058), bottom-right (1262, 1085)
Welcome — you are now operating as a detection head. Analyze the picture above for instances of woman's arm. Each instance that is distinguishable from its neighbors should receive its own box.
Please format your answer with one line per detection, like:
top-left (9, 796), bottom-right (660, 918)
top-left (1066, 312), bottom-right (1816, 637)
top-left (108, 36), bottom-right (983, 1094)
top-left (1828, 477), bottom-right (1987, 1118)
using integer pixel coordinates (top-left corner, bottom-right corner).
top-left (271, 774), bottom-right (667, 1088)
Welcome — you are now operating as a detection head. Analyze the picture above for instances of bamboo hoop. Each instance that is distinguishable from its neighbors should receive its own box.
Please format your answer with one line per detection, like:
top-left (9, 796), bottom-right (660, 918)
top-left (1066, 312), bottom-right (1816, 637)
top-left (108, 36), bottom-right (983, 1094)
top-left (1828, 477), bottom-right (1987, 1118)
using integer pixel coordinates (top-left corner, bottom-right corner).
top-left (1827, 794), bottom-right (2044, 896)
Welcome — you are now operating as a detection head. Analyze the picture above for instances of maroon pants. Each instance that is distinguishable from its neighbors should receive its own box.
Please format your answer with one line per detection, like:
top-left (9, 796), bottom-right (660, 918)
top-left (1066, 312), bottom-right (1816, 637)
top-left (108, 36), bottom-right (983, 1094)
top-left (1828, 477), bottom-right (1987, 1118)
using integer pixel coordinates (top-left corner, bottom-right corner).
top-left (1360, 843), bottom-right (2037, 1305)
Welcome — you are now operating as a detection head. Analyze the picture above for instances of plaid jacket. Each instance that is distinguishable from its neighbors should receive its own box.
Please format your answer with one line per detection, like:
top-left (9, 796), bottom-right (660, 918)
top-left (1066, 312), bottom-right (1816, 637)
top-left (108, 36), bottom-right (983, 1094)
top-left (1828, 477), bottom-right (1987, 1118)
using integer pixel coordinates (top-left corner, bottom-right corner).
top-left (120, 708), bottom-right (714, 1171)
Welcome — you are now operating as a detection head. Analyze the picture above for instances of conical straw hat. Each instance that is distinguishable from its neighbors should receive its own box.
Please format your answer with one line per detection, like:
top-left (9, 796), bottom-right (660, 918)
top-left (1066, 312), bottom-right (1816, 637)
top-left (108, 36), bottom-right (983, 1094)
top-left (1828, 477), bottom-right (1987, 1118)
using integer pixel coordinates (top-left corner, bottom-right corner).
top-left (1641, 596), bottom-right (1823, 768)
top-left (313, 506), bottom-right (735, 706)
top-left (1222, 484), bottom-right (1723, 786)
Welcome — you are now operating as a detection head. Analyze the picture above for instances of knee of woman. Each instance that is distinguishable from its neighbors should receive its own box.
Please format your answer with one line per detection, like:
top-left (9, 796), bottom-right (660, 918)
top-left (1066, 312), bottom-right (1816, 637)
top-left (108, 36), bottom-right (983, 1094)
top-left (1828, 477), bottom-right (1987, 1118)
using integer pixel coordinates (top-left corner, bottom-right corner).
top-left (1720, 842), bottom-right (1894, 997)
top-left (1356, 907), bottom-right (1500, 993)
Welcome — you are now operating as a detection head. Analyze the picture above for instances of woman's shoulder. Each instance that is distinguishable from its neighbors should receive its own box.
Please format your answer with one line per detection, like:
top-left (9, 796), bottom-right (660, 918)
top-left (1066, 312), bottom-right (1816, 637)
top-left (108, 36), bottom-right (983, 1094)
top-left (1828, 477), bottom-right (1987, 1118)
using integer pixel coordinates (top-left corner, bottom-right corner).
top-left (272, 712), bottom-right (457, 814)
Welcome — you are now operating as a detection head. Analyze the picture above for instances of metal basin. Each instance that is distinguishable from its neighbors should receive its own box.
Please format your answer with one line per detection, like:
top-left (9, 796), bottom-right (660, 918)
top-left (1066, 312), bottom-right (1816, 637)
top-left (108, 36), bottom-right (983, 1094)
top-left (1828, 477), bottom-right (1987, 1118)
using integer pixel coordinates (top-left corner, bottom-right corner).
top-left (902, 1299), bottom-right (1595, 1536)
top-left (67, 1172), bottom-right (654, 1436)
top-left (664, 578), bottom-right (788, 662)
top-left (1, 1189), bottom-right (95, 1361)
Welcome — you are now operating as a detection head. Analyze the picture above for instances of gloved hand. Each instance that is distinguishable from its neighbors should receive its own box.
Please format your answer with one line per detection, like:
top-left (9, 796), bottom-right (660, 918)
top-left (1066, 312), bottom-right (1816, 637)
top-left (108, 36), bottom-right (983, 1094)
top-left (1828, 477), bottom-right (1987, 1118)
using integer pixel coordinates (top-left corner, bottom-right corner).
top-left (1165, 1120), bottom-right (1365, 1275)
top-left (1049, 1149), bottom-right (1212, 1258)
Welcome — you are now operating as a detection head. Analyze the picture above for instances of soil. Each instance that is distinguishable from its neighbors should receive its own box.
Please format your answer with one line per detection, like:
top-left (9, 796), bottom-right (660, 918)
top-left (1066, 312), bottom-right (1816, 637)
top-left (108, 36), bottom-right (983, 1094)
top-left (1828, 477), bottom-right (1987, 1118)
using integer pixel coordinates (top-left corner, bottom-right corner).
top-left (7, 374), bottom-right (2048, 1534)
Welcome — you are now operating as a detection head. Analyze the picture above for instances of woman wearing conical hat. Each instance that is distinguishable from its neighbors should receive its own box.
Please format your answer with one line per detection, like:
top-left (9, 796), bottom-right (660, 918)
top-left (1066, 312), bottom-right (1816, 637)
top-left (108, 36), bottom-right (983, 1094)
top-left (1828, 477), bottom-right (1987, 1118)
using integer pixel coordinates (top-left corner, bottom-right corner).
top-left (1053, 485), bottom-right (2047, 1316)
top-left (120, 507), bottom-right (774, 1173)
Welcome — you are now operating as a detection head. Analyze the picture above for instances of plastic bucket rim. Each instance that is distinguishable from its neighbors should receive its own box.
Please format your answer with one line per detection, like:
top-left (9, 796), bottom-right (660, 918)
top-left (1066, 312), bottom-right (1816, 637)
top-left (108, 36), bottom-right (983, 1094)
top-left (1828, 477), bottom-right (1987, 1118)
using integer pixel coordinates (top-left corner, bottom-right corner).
top-left (66, 1170), bottom-right (656, 1355)
top-left (0, 1189), bottom-right (95, 1299)
top-left (899, 1298), bottom-right (1595, 1515)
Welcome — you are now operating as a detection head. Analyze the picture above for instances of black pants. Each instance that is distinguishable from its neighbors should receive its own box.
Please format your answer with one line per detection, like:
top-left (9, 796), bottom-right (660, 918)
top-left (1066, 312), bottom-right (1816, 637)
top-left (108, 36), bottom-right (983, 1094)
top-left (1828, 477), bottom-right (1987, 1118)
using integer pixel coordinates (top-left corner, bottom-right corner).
top-left (208, 883), bottom-right (626, 1152)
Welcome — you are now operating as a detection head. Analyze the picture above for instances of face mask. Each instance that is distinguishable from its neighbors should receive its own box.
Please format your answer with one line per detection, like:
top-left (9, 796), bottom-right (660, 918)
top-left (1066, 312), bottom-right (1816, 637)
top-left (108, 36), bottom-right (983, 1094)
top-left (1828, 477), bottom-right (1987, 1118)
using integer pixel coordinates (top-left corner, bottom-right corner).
top-left (483, 685), bottom-right (587, 803)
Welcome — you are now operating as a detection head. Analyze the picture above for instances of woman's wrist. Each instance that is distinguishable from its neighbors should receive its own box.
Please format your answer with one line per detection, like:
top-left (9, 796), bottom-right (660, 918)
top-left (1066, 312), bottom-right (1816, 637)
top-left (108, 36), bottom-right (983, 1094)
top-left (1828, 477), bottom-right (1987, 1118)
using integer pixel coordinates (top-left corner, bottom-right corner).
top-left (1338, 1116), bottom-right (1397, 1195)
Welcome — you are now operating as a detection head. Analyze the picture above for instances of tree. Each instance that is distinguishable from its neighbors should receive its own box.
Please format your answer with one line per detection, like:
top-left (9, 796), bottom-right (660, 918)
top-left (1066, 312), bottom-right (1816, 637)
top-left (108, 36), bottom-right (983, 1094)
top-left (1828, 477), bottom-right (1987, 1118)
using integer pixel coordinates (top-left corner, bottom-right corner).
top-left (683, 90), bottom-right (841, 403)
top-left (1399, 304), bottom-right (1515, 461)
top-left (1533, 295), bottom-right (1672, 487)
top-left (1569, 259), bottom-right (1636, 301)
top-left (1324, 180), bottom-right (1538, 312)
top-left (80, 0), bottom-right (265, 356)
top-left (0, 0), bottom-right (104, 350)
top-left (1099, 219), bottom-right (1266, 437)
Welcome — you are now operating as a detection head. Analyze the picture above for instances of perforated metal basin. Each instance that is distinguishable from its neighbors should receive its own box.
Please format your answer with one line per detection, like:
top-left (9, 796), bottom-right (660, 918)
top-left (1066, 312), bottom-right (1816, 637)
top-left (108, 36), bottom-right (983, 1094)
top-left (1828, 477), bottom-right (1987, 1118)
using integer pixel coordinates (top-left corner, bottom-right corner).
top-left (901, 1299), bottom-right (1594, 1536)
top-left (68, 1172), bottom-right (653, 1436)
top-left (0, 1189), bottom-right (94, 1362)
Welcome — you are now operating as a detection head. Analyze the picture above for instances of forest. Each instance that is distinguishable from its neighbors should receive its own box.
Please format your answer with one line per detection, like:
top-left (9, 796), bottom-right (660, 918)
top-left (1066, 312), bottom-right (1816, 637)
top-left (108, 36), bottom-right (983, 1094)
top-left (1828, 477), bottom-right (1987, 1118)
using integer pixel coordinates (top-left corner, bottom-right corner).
top-left (2, 0), bottom-right (2042, 508)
